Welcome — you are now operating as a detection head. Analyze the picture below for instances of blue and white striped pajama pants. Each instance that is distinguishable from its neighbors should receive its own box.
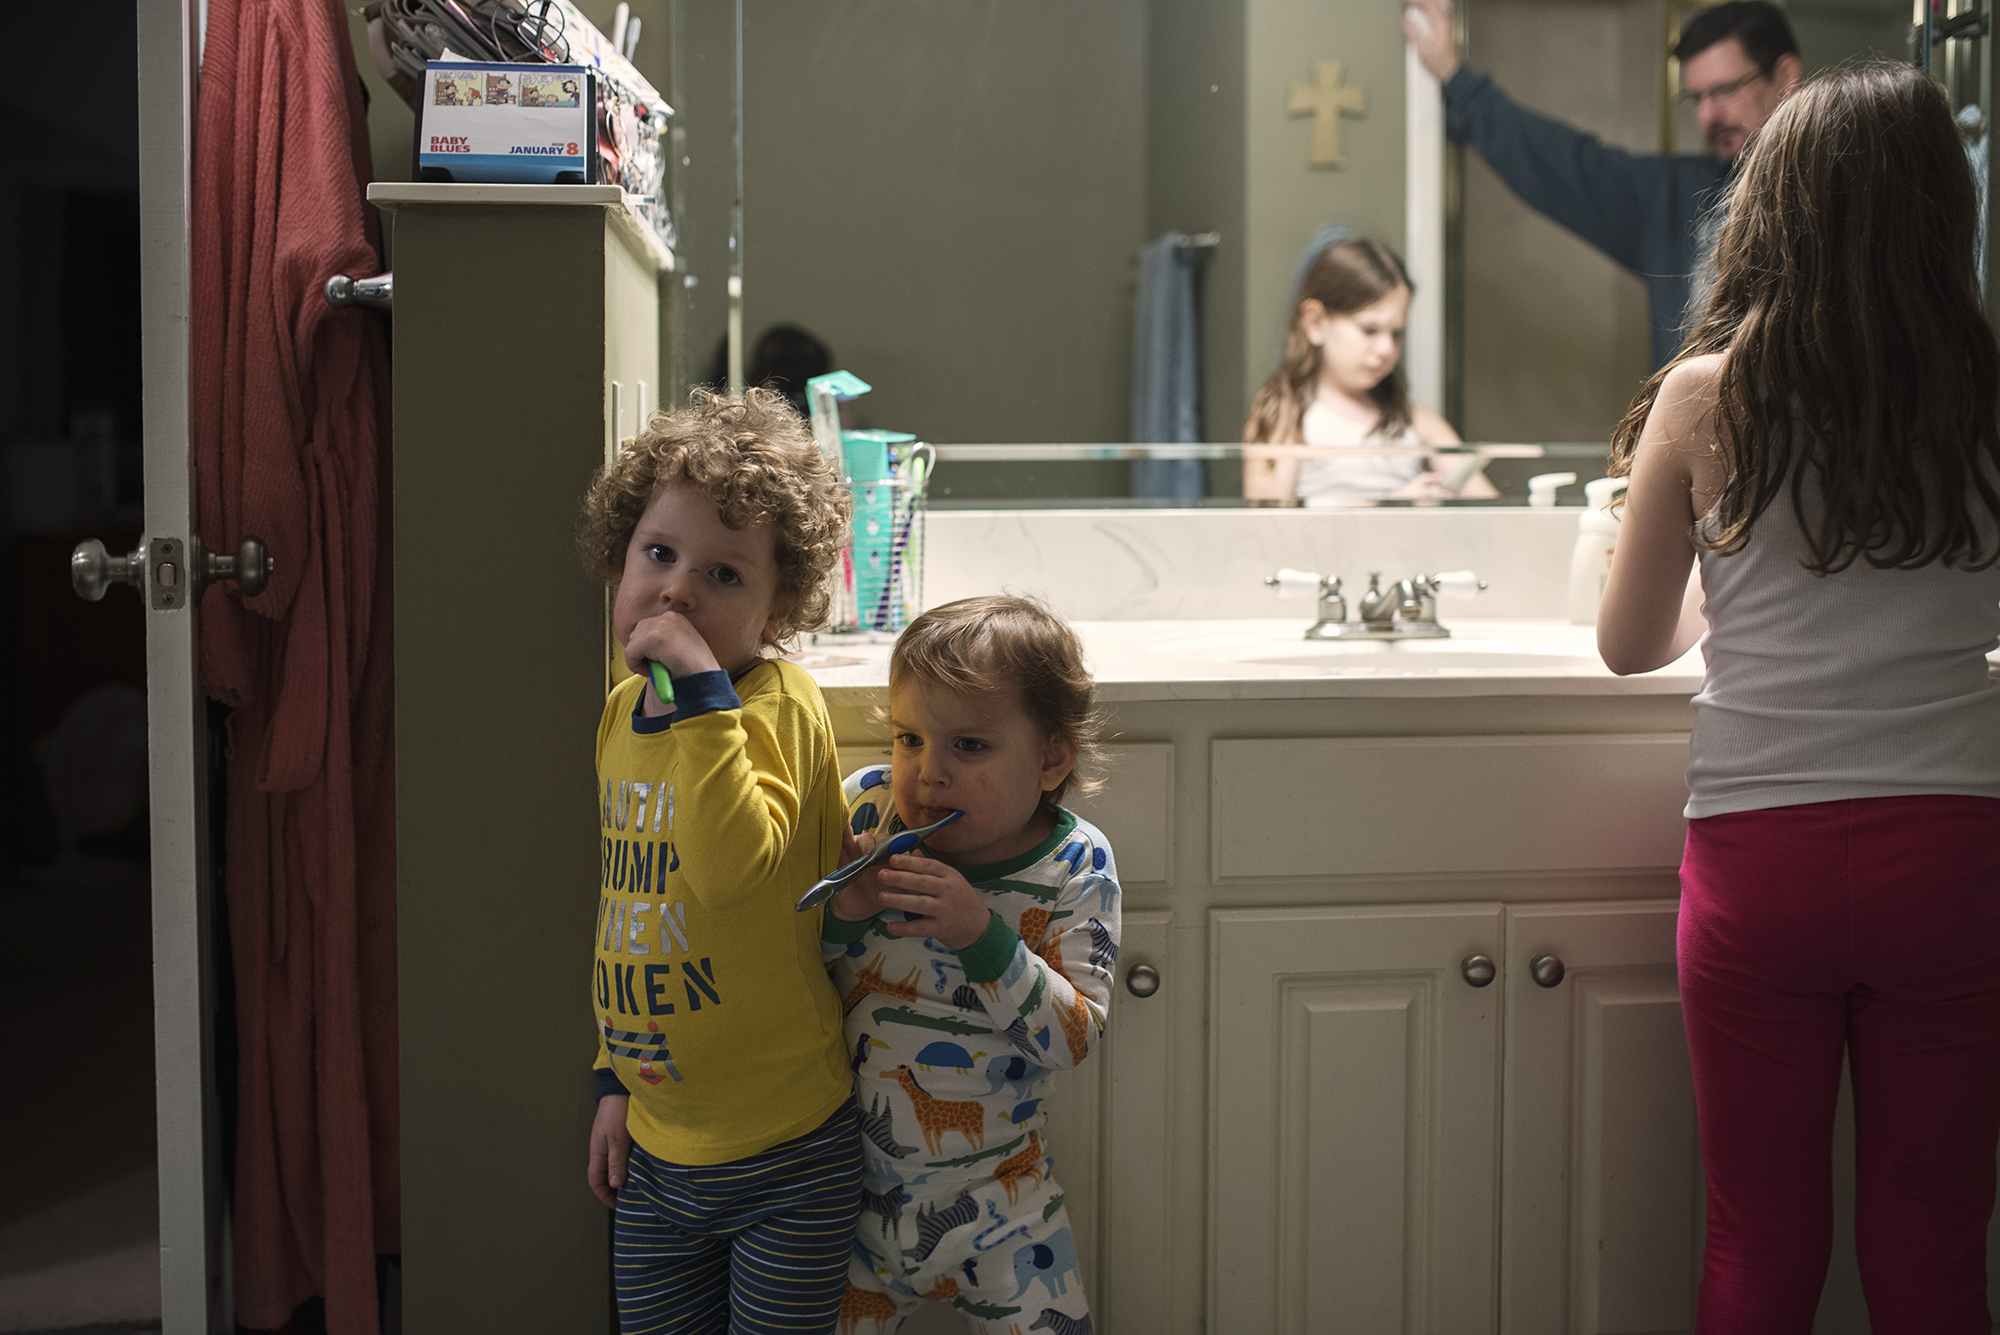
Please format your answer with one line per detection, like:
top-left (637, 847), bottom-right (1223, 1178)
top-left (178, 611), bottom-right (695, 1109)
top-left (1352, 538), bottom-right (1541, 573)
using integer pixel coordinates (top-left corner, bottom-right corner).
top-left (615, 1096), bottom-right (863, 1334)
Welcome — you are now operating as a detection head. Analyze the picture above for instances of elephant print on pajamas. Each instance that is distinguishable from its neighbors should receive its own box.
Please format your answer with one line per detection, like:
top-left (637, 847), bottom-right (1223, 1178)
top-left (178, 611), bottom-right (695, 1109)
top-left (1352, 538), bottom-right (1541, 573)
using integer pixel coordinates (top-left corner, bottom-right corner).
top-left (983, 1054), bottom-right (1041, 1103)
top-left (1007, 1227), bottom-right (1079, 1301)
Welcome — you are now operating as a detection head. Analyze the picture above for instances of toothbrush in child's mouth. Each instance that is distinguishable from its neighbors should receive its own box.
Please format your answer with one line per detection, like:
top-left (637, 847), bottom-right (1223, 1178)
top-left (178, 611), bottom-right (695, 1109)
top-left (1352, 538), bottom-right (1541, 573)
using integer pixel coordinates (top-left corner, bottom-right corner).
top-left (648, 660), bottom-right (675, 704)
top-left (793, 810), bottom-right (963, 912)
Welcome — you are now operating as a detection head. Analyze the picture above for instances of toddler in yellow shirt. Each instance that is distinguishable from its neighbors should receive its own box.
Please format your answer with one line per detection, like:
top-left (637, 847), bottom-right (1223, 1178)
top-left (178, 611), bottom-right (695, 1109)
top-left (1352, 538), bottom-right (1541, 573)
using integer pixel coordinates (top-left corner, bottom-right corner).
top-left (577, 389), bottom-right (858, 1335)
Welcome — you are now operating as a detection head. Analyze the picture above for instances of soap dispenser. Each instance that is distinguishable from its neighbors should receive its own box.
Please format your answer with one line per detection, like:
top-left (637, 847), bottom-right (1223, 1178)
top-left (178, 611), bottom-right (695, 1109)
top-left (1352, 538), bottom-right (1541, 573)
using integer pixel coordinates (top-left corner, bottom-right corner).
top-left (1526, 471), bottom-right (1575, 507)
top-left (1568, 476), bottom-right (1629, 625)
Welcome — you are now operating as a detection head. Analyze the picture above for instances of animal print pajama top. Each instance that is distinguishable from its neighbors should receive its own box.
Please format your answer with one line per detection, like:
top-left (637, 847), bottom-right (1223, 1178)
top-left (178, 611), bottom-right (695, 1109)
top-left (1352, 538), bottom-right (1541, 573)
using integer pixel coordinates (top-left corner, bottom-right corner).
top-left (822, 766), bottom-right (1121, 1332)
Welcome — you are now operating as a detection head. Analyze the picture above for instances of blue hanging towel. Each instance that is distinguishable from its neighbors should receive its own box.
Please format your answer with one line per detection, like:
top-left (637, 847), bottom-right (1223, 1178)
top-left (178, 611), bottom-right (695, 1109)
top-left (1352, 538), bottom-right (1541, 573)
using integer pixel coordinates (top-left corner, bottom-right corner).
top-left (1131, 232), bottom-right (1206, 501)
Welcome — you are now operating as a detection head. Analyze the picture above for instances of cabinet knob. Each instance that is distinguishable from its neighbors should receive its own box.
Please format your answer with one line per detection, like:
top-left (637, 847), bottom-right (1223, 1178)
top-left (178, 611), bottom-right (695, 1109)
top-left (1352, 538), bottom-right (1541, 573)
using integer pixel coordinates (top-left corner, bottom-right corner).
top-left (1530, 954), bottom-right (1566, 988)
top-left (1125, 963), bottom-right (1161, 998)
top-left (1460, 954), bottom-right (1496, 987)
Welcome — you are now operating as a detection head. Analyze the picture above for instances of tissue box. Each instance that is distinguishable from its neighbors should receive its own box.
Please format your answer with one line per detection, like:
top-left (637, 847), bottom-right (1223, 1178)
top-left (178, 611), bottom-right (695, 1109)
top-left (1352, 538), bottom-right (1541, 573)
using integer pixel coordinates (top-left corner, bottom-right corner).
top-left (417, 62), bottom-right (597, 185)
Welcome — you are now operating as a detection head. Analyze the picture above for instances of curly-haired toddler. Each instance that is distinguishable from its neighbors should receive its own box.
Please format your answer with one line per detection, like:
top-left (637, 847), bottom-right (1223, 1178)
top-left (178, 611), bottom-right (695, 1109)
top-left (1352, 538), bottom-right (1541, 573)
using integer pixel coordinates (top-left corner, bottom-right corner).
top-left (579, 388), bottom-right (861, 1335)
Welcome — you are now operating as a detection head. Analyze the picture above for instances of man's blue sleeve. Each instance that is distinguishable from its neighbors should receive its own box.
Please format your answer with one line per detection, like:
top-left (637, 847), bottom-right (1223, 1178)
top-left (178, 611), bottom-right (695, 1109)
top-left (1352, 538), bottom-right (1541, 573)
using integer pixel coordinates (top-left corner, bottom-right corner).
top-left (1442, 66), bottom-right (1693, 278)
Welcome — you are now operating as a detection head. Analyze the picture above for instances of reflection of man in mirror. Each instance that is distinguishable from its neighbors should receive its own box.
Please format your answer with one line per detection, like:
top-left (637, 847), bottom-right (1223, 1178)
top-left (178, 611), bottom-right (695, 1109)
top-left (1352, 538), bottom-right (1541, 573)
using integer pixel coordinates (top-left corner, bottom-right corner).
top-left (1403, 0), bottom-right (1802, 370)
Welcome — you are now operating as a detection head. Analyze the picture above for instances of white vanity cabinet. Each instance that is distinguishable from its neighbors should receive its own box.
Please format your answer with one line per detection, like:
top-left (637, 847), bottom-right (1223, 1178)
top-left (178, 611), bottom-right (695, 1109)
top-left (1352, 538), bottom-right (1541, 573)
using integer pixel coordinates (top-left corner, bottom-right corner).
top-left (1209, 903), bottom-right (1506, 1332)
top-left (1203, 899), bottom-right (1699, 1334)
top-left (828, 675), bottom-right (1709, 1335)
top-left (1499, 901), bottom-right (1700, 1335)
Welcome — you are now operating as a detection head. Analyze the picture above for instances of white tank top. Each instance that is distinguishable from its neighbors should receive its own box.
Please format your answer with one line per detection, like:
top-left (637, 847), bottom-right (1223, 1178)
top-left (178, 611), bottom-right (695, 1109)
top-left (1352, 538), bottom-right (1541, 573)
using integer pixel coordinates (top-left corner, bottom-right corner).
top-left (1686, 491), bottom-right (2000, 818)
top-left (1294, 399), bottom-right (1424, 504)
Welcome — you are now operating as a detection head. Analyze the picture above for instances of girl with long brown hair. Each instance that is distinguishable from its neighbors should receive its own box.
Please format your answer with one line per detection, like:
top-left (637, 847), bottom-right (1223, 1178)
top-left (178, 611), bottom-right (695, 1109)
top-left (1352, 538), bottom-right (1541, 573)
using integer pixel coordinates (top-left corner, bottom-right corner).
top-left (1598, 63), bottom-right (2000, 1331)
top-left (1241, 237), bottom-right (1485, 503)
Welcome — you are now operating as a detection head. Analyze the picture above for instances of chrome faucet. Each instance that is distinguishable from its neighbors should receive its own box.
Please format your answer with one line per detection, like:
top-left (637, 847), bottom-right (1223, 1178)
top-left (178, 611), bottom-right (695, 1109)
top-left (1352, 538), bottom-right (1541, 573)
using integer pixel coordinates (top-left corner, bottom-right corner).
top-left (1263, 570), bottom-right (1347, 637)
top-left (1358, 573), bottom-right (1425, 626)
top-left (1265, 568), bottom-right (1487, 640)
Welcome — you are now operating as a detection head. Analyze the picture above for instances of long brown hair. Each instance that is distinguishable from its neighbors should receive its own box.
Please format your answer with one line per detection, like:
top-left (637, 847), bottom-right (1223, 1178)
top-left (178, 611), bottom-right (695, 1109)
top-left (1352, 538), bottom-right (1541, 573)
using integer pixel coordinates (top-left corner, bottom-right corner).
top-left (1610, 63), bottom-right (2000, 573)
top-left (1244, 238), bottom-right (1415, 444)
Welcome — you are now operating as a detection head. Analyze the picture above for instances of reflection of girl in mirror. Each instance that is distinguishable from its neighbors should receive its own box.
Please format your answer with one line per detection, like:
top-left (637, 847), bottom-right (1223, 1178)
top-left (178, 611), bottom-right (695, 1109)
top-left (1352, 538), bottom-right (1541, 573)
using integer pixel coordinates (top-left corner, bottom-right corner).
top-left (1242, 238), bottom-right (1492, 505)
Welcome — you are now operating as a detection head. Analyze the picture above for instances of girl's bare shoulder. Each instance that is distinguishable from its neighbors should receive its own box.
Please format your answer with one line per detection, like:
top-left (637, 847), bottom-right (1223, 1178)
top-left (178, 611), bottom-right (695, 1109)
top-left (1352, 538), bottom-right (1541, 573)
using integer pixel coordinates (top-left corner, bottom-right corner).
top-left (1648, 355), bottom-right (1726, 452)
top-left (1411, 403), bottom-right (1461, 446)
top-left (1656, 354), bottom-right (1726, 412)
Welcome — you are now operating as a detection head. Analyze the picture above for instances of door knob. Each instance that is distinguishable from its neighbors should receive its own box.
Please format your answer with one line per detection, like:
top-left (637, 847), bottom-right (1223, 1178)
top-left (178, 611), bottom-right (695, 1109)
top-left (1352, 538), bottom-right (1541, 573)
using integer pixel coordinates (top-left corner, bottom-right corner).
top-left (1530, 954), bottom-right (1566, 988)
top-left (71, 535), bottom-right (273, 608)
top-left (1125, 963), bottom-right (1161, 998)
top-left (1461, 954), bottom-right (1496, 987)
top-left (71, 539), bottom-right (145, 601)
top-left (200, 536), bottom-right (273, 597)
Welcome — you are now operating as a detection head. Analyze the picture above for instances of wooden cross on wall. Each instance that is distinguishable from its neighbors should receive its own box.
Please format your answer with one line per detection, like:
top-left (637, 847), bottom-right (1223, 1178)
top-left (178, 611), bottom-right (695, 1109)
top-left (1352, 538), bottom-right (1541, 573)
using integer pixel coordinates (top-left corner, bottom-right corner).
top-left (1288, 60), bottom-right (1367, 168)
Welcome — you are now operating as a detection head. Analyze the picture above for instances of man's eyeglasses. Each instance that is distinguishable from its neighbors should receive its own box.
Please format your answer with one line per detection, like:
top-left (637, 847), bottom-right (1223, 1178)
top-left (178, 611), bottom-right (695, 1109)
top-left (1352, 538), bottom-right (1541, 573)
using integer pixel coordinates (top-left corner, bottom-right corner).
top-left (1677, 67), bottom-right (1771, 110)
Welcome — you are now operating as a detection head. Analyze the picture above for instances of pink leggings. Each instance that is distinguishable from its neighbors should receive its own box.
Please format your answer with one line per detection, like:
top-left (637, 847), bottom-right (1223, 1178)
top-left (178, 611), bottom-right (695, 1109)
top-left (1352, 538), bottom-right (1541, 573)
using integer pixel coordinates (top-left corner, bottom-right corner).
top-left (1680, 794), bottom-right (2000, 1334)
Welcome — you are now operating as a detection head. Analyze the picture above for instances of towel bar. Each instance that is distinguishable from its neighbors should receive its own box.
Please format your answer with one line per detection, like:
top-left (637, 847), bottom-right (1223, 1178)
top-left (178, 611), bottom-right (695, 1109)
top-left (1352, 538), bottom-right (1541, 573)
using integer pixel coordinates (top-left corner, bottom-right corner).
top-left (324, 271), bottom-right (393, 310)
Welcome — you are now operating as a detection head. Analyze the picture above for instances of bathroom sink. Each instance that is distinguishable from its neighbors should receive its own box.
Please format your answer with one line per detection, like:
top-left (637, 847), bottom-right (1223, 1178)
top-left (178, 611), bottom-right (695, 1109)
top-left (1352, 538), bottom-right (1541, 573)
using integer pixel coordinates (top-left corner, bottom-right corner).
top-left (1145, 622), bottom-right (1614, 675)
top-left (1252, 645), bottom-right (1604, 673)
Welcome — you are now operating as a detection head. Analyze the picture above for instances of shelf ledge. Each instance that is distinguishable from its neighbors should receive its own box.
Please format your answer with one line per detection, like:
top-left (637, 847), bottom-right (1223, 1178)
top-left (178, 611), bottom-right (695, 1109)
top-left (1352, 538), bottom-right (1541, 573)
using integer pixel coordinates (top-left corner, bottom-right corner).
top-left (365, 182), bottom-right (674, 273)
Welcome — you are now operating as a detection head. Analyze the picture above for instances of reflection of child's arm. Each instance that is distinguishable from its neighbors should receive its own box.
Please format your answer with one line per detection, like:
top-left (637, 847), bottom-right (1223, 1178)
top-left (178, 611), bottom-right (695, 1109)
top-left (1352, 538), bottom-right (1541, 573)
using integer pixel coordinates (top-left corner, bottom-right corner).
top-left (959, 838), bottom-right (1122, 1073)
top-left (1243, 447), bottom-right (1301, 503)
top-left (1413, 406), bottom-right (1500, 498)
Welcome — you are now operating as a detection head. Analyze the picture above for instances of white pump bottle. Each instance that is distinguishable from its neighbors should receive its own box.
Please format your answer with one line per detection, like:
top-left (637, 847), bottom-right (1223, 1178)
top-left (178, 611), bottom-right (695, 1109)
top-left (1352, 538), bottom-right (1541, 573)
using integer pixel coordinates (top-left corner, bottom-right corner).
top-left (1567, 476), bottom-right (1628, 625)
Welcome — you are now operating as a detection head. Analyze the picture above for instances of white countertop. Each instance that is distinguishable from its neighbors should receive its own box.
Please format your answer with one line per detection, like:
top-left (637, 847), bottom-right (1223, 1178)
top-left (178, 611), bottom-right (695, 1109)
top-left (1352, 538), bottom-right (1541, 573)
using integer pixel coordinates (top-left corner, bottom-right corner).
top-left (793, 618), bottom-right (1708, 705)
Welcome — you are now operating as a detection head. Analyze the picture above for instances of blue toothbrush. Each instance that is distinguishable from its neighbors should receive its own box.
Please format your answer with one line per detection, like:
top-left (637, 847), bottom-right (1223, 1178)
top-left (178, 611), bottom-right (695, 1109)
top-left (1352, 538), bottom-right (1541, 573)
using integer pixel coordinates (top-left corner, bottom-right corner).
top-left (794, 810), bottom-right (963, 912)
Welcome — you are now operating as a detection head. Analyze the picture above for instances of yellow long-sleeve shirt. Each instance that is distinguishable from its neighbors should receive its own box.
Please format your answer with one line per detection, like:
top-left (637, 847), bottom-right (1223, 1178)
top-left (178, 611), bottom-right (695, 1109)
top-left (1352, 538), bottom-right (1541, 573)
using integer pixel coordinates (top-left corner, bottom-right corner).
top-left (590, 659), bottom-right (850, 1164)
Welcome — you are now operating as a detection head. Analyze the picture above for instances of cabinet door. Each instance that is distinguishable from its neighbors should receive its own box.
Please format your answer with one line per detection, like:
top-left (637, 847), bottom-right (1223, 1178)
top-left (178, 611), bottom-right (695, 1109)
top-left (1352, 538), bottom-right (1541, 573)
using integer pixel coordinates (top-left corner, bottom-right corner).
top-left (1502, 900), bottom-right (1699, 1334)
top-left (1100, 910), bottom-right (1176, 1332)
top-left (1212, 905), bottom-right (1505, 1334)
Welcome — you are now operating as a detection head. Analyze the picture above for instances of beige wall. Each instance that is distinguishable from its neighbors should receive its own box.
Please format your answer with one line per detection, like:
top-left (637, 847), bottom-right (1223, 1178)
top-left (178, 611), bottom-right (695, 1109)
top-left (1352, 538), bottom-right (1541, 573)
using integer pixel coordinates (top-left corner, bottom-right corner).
top-left (1150, 0), bottom-right (1249, 443)
top-left (737, 1), bottom-right (1147, 445)
top-left (1788, 0), bottom-right (1913, 79)
top-left (1461, 0), bottom-right (1659, 445)
top-left (1243, 0), bottom-right (1411, 415)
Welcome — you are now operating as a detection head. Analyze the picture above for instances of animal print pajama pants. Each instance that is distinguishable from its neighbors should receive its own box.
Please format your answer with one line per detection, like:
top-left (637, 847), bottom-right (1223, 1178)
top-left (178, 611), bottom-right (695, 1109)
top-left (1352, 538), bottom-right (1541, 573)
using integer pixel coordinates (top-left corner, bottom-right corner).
top-left (837, 1142), bottom-right (1092, 1335)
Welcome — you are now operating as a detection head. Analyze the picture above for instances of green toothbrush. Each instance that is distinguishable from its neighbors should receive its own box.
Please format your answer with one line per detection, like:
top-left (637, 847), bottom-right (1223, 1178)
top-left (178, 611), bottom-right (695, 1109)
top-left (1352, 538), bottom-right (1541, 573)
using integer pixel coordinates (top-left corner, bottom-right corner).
top-left (648, 660), bottom-right (676, 704)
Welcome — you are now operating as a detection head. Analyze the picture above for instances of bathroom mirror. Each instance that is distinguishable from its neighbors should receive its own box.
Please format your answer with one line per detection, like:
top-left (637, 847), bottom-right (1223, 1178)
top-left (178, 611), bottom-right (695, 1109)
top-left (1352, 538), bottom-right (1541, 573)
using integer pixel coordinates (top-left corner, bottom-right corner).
top-left (352, 0), bottom-right (1971, 505)
top-left (656, 0), bottom-right (1949, 507)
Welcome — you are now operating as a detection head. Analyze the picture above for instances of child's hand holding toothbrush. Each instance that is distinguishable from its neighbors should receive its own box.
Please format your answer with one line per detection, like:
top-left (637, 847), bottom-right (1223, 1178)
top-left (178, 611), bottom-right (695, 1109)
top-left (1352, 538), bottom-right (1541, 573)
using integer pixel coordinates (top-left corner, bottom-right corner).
top-left (876, 856), bottom-right (990, 951)
top-left (827, 828), bottom-right (886, 922)
top-left (623, 609), bottom-right (716, 714)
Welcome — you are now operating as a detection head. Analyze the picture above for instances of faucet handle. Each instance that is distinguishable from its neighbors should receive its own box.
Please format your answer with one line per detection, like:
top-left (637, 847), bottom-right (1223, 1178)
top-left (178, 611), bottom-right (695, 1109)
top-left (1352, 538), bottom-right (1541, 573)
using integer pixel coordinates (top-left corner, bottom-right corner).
top-left (1265, 568), bottom-right (1326, 600)
top-left (1424, 570), bottom-right (1487, 601)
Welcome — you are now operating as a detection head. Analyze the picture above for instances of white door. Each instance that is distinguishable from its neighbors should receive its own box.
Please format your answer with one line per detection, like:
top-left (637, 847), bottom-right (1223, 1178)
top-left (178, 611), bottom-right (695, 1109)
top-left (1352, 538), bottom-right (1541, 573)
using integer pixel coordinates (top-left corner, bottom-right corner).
top-left (1210, 904), bottom-right (1505, 1334)
top-left (71, 1), bottom-right (232, 1328)
top-left (1500, 899), bottom-right (1699, 1334)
